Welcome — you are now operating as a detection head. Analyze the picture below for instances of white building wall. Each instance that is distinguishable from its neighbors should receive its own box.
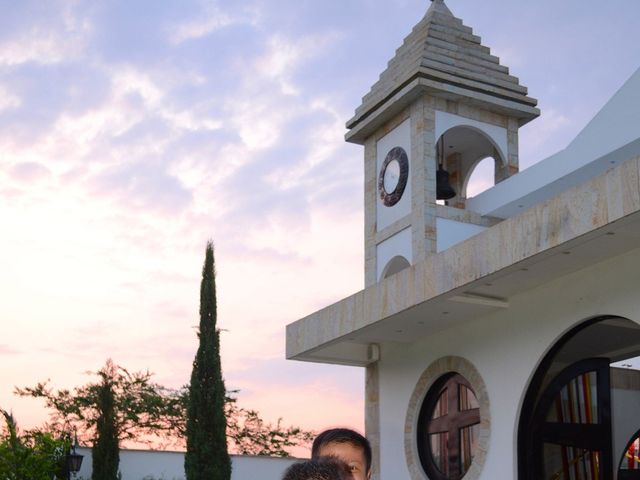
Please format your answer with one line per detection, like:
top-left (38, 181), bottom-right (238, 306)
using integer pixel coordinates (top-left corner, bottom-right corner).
top-left (435, 218), bottom-right (487, 252)
top-left (375, 247), bottom-right (640, 480)
top-left (75, 448), bottom-right (299, 480)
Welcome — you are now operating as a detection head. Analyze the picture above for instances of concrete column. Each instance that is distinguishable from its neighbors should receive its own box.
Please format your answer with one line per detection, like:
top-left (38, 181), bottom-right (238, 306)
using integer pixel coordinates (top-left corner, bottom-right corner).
top-left (364, 136), bottom-right (378, 288)
top-left (497, 117), bottom-right (520, 183)
top-left (365, 362), bottom-right (380, 480)
top-left (411, 95), bottom-right (438, 264)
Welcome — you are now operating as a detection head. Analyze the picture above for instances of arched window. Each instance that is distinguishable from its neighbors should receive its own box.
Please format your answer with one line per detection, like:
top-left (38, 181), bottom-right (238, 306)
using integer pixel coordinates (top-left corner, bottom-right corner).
top-left (618, 429), bottom-right (640, 479)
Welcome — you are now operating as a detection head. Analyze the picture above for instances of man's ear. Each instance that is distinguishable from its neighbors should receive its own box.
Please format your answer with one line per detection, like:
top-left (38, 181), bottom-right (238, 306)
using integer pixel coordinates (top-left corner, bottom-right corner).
top-left (366, 470), bottom-right (372, 480)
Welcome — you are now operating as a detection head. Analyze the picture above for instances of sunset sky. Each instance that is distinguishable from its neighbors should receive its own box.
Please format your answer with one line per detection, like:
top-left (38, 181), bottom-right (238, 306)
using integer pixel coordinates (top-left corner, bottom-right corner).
top-left (2, 0), bottom-right (640, 453)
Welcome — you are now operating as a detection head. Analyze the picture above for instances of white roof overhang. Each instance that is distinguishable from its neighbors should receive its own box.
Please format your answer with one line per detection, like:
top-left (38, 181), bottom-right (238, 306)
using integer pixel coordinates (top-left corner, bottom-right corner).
top-left (286, 155), bottom-right (640, 366)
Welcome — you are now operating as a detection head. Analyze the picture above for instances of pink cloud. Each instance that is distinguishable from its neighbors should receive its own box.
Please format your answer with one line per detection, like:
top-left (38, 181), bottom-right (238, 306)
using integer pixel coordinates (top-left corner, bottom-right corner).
top-left (0, 344), bottom-right (21, 355)
top-left (9, 162), bottom-right (51, 182)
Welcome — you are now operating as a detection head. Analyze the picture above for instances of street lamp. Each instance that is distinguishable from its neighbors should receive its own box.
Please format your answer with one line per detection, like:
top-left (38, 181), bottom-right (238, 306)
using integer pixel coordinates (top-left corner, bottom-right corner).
top-left (66, 433), bottom-right (83, 479)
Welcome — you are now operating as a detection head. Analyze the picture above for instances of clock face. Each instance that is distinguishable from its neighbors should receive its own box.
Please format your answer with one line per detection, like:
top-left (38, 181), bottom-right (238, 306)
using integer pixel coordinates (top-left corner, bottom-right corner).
top-left (383, 159), bottom-right (401, 194)
top-left (378, 146), bottom-right (409, 207)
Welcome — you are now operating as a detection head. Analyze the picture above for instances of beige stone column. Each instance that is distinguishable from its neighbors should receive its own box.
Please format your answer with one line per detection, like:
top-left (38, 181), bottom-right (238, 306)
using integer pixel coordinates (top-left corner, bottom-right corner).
top-left (497, 117), bottom-right (520, 183)
top-left (411, 95), bottom-right (437, 263)
top-left (364, 136), bottom-right (378, 288)
top-left (365, 362), bottom-right (380, 480)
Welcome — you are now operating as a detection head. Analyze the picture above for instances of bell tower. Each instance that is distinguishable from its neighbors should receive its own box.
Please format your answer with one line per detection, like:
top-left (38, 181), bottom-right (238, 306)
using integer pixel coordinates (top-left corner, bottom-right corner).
top-left (346, 0), bottom-right (540, 287)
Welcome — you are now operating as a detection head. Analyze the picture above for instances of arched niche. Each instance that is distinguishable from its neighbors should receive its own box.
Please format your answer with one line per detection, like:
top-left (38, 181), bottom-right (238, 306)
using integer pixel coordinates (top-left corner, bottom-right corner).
top-left (435, 125), bottom-right (507, 209)
top-left (381, 255), bottom-right (411, 279)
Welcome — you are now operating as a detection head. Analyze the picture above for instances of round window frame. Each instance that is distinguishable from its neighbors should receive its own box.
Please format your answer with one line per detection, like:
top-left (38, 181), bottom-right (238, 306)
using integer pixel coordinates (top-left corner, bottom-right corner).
top-left (417, 373), bottom-right (480, 480)
top-left (378, 146), bottom-right (409, 207)
top-left (405, 356), bottom-right (490, 480)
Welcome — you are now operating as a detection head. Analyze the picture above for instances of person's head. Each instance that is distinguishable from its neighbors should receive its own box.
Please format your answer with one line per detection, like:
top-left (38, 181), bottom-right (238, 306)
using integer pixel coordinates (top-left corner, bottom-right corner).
top-left (311, 428), bottom-right (372, 480)
top-left (282, 457), bottom-right (353, 480)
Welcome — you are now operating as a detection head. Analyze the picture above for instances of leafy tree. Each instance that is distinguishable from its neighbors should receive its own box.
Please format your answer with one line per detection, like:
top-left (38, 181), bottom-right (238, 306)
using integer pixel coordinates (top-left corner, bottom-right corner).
top-left (184, 241), bottom-right (231, 480)
top-left (0, 409), bottom-right (68, 480)
top-left (91, 363), bottom-right (120, 480)
top-left (225, 398), bottom-right (314, 457)
top-left (17, 363), bottom-right (313, 457)
top-left (15, 359), bottom-right (184, 448)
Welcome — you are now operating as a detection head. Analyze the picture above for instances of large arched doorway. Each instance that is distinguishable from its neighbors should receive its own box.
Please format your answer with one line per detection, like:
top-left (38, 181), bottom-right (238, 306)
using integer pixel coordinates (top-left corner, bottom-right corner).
top-left (518, 316), bottom-right (640, 480)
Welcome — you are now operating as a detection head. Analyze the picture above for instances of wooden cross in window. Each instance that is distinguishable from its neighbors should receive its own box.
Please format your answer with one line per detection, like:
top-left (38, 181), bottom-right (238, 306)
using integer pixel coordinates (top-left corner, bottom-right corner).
top-left (423, 374), bottom-right (480, 480)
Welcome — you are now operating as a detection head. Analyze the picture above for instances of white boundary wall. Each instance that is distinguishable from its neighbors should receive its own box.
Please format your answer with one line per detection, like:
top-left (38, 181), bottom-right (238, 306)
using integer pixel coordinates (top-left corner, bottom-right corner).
top-left (74, 447), bottom-right (300, 480)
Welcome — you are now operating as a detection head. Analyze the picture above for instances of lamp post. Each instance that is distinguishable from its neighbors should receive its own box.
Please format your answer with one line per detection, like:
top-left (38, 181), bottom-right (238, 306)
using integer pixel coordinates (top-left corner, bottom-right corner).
top-left (66, 432), bottom-right (84, 479)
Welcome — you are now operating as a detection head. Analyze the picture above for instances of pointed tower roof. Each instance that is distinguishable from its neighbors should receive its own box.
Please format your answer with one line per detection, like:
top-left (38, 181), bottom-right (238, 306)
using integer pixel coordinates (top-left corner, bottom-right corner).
top-left (346, 0), bottom-right (540, 144)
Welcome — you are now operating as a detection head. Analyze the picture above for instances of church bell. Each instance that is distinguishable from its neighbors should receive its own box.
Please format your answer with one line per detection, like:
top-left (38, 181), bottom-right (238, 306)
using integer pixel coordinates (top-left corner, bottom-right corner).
top-left (436, 165), bottom-right (456, 200)
top-left (436, 136), bottom-right (456, 200)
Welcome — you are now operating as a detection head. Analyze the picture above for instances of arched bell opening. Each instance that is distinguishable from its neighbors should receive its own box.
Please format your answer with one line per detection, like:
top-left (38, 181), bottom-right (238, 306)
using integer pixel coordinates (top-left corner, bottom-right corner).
top-left (464, 156), bottom-right (497, 199)
top-left (517, 316), bottom-right (640, 480)
top-left (435, 126), bottom-right (507, 209)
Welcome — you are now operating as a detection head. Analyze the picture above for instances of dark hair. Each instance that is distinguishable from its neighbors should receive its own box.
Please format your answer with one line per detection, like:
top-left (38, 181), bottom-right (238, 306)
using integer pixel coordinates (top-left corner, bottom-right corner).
top-left (282, 457), bottom-right (352, 480)
top-left (311, 428), bottom-right (372, 474)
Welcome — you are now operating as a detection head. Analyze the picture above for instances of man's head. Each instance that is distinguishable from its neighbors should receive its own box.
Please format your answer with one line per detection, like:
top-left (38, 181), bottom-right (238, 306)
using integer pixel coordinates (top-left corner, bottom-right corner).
top-left (311, 428), bottom-right (372, 480)
top-left (282, 457), bottom-right (353, 480)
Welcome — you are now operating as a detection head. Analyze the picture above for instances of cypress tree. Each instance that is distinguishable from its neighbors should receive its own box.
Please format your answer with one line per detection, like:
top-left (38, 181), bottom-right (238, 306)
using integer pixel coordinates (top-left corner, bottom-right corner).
top-left (185, 241), bottom-right (231, 480)
top-left (92, 362), bottom-right (120, 480)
